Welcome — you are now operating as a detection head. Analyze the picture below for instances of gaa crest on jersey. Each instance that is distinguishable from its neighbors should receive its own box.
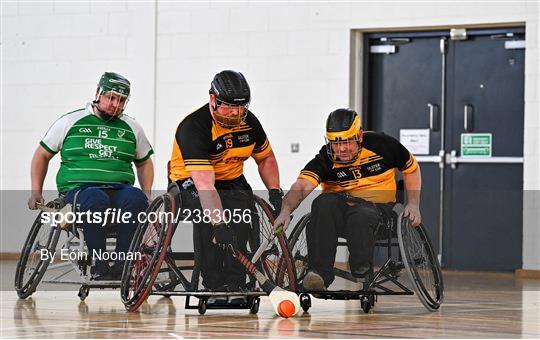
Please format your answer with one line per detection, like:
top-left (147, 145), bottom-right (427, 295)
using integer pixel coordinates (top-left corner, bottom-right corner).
top-left (117, 130), bottom-right (126, 139)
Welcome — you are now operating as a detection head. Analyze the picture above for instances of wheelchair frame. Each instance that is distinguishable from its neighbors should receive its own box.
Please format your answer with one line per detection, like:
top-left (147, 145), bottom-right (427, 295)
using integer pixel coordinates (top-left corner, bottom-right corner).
top-left (120, 185), bottom-right (296, 315)
top-left (289, 200), bottom-right (444, 314)
top-left (15, 190), bottom-right (126, 302)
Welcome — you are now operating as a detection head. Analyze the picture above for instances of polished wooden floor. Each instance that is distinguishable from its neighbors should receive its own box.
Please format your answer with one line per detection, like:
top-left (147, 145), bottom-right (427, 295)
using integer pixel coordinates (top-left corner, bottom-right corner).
top-left (1, 262), bottom-right (539, 338)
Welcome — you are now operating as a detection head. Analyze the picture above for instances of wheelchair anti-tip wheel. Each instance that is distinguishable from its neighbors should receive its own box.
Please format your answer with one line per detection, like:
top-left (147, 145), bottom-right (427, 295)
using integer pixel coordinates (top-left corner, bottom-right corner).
top-left (249, 297), bottom-right (260, 314)
top-left (300, 293), bottom-right (311, 312)
top-left (120, 193), bottom-right (175, 311)
top-left (78, 286), bottom-right (90, 301)
top-left (15, 201), bottom-right (62, 299)
top-left (397, 214), bottom-right (444, 311)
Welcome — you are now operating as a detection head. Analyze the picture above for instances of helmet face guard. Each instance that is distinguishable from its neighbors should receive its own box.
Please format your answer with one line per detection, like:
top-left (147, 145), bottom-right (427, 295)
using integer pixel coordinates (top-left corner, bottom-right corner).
top-left (96, 87), bottom-right (130, 117)
top-left (211, 98), bottom-right (249, 128)
top-left (325, 111), bottom-right (362, 164)
top-left (325, 135), bottom-right (362, 164)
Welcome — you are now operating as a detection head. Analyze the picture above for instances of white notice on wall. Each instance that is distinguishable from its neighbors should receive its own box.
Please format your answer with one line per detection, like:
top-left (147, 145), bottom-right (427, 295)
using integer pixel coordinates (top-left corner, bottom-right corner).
top-left (399, 129), bottom-right (430, 155)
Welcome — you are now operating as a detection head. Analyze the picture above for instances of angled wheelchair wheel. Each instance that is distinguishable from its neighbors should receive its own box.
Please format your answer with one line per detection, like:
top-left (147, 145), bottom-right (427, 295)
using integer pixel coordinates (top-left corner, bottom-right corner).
top-left (15, 201), bottom-right (62, 299)
top-left (288, 213), bottom-right (310, 289)
top-left (252, 195), bottom-right (297, 291)
top-left (397, 214), bottom-right (444, 311)
top-left (120, 193), bottom-right (175, 312)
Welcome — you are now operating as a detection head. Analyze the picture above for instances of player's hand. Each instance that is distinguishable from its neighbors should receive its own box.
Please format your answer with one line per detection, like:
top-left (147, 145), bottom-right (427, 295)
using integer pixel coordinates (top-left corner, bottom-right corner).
top-left (268, 188), bottom-right (284, 215)
top-left (273, 209), bottom-right (291, 234)
top-left (213, 222), bottom-right (236, 248)
top-left (404, 203), bottom-right (422, 227)
top-left (28, 192), bottom-right (44, 210)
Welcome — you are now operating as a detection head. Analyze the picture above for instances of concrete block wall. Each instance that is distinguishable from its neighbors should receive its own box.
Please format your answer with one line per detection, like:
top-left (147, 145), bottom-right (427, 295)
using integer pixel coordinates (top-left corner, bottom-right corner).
top-left (2, 1), bottom-right (539, 269)
top-left (1, 1), bottom-right (157, 252)
top-left (1, 1), bottom-right (156, 191)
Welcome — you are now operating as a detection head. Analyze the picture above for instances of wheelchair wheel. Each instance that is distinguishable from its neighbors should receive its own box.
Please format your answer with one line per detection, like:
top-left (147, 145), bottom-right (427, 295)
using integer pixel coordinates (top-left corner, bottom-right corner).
top-left (252, 195), bottom-right (297, 291)
top-left (287, 213), bottom-right (310, 288)
top-left (397, 215), bottom-right (444, 311)
top-left (15, 202), bottom-right (62, 299)
top-left (120, 193), bottom-right (175, 312)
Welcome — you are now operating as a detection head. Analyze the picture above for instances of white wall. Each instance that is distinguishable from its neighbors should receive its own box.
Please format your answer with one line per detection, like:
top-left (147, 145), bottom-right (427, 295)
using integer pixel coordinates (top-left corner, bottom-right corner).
top-left (1, 1), bottom-right (539, 269)
top-left (1, 1), bottom-right (156, 191)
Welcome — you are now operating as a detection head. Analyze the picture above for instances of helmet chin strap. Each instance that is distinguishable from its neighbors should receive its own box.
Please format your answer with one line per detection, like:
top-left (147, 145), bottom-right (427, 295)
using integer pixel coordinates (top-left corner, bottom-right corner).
top-left (92, 99), bottom-right (120, 122)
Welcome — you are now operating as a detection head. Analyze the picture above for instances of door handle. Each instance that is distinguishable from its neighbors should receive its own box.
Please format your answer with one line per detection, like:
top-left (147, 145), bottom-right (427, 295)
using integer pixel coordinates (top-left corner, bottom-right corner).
top-left (445, 150), bottom-right (523, 170)
top-left (464, 104), bottom-right (473, 132)
top-left (446, 150), bottom-right (458, 169)
top-left (428, 103), bottom-right (439, 131)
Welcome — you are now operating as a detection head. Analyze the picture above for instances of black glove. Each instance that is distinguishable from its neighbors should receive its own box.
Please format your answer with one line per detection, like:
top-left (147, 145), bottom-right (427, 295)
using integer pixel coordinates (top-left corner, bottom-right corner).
top-left (213, 222), bottom-right (236, 248)
top-left (268, 188), bottom-right (284, 215)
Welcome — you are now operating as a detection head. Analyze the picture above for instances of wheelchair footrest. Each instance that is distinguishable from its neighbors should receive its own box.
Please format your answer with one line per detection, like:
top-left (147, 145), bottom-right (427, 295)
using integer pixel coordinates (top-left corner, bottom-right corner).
top-left (42, 279), bottom-right (121, 288)
top-left (152, 290), bottom-right (266, 297)
top-left (307, 289), bottom-right (413, 300)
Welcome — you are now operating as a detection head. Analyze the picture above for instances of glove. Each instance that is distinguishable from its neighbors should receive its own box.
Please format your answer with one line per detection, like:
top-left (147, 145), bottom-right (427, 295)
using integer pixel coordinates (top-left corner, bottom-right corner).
top-left (213, 222), bottom-right (236, 248)
top-left (268, 188), bottom-right (284, 215)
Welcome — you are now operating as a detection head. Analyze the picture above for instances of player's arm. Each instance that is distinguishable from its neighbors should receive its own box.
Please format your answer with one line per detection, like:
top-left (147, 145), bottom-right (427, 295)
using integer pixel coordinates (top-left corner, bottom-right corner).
top-left (273, 179), bottom-right (317, 230)
top-left (190, 170), bottom-right (224, 223)
top-left (28, 145), bottom-right (55, 209)
top-left (383, 133), bottom-right (423, 226)
top-left (135, 158), bottom-right (154, 200)
top-left (254, 150), bottom-right (280, 190)
top-left (402, 165), bottom-right (422, 226)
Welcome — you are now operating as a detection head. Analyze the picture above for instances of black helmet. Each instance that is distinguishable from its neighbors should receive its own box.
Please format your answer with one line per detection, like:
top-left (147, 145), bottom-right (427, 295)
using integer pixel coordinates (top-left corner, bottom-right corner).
top-left (325, 108), bottom-right (363, 163)
top-left (210, 70), bottom-right (250, 106)
top-left (209, 70), bottom-right (250, 127)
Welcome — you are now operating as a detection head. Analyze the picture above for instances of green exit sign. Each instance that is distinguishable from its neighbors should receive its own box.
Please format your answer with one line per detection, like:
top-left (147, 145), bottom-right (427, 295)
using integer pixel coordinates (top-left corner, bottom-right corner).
top-left (461, 133), bottom-right (492, 157)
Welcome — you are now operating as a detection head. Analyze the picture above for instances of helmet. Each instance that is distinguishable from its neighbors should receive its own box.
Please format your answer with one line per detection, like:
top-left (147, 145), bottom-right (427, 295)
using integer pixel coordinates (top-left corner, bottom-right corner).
top-left (209, 70), bottom-right (250, 127)
top-left (325, 108), bottom-right (363, 164)
top-left (94, 72), bottom-right (131, 120)
top-left (98, 72), bottom-right (131, 97)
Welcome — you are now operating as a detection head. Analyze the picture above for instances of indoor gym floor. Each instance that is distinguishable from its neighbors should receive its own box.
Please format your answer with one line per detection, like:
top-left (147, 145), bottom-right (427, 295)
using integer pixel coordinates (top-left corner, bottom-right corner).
top-left (1, 260), bottom-right (539, 339)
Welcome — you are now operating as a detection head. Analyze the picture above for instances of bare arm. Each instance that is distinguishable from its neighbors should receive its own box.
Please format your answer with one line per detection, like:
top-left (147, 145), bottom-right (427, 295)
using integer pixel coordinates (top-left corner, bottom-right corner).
top-left (402, 166), bottom-right (422, 226)
top-left (273, 178), bottom-right (317, 230)
top-left (28, 146), bottom-right (55, 209)
top-left (190, 170), bottom-right (224, 224)
top-left (254, 150), bottom-right (280, 190)
top-left (135, 158), bottom-right (154, 200)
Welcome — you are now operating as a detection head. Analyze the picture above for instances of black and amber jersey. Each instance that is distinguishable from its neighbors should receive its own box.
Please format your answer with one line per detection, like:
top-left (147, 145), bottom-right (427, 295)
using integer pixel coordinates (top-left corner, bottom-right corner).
top-left (169, 104), bottom-right (272, 182)
top-left (298, 132), bottom-right (418, 203)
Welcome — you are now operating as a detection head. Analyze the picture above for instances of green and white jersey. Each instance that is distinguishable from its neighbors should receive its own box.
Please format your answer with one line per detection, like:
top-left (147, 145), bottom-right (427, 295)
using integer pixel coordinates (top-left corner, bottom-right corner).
top-left (40, 103), bottom-right (154, 192)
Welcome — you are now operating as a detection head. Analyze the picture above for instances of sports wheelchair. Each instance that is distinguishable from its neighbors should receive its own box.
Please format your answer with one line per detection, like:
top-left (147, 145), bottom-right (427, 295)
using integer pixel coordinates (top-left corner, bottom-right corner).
top-left (288, 185), bottom-right (444, 313)
top-left (15, 193), bottom-right (124, 301)
top-left (120, 183), bottom-right (297, 315)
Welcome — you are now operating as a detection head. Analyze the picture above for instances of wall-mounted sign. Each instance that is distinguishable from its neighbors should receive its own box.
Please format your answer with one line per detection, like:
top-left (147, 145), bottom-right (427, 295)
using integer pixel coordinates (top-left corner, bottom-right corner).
top-left (400, 129), bottom-right (430, 155)
top-left (461, 133), bottom-right (492, 157)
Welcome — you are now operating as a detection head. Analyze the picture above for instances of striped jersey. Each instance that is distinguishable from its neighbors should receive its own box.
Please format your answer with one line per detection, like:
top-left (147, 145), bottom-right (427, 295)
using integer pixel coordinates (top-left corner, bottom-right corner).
top-left (169, 104), bottom-right (272, 182)
top-left (298, 132), bottom-right (418, 203)
top-left (40, 103), bottom-right (154, 192)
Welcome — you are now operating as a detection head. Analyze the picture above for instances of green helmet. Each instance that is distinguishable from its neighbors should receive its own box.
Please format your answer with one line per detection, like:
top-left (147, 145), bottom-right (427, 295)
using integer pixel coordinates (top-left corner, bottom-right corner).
top-left (97, 72), bottom-right (130, 97)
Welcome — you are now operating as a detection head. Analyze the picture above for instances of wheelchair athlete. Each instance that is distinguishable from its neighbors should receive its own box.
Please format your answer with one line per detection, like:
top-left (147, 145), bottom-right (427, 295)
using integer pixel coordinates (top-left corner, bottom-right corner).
top-left (169, 70), bottom-right (283, 291)
top-left (27, 72), bottom-right (154, 281)
top-left (274, 108), bottom-right (422, 291)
